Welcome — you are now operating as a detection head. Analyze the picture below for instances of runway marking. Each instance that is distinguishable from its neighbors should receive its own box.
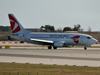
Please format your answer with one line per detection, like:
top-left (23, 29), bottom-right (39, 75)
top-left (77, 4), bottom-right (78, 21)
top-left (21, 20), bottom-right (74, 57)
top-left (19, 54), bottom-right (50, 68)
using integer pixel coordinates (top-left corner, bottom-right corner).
top-left (0, 53), bottom-right (100, 61)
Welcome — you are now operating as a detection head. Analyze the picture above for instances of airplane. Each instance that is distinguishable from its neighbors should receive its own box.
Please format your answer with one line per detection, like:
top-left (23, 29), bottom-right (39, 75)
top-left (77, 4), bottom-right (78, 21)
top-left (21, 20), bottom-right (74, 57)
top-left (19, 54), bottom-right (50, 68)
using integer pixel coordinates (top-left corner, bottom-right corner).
top-left (8, 14), bottom-right (98, 50)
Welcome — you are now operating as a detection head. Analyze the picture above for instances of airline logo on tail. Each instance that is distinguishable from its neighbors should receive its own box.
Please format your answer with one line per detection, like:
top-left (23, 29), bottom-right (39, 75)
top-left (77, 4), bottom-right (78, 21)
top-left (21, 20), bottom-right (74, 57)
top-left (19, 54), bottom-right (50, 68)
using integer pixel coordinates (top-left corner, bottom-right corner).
top-left (71, 35), bottom-right (80, 44)
top-left (8, 14), bottom-right (21, 33)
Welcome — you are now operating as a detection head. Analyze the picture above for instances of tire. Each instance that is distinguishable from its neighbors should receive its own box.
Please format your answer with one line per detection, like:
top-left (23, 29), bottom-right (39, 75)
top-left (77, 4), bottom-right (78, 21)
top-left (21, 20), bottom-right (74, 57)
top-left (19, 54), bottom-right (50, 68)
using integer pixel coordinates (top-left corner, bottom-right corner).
top-left (48, 46), bottom-right (52, 49)
top-left (53, 47), bottom-right (57, 49)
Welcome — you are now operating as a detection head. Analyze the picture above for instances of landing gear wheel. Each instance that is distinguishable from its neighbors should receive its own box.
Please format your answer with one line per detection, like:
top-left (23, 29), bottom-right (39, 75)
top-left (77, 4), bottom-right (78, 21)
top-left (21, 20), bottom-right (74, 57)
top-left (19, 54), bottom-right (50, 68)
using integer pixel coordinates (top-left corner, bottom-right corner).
top-left (84, 47), bottom-right (87, 50)
top-left (48, 45), bottom-right (52, 49)
top-left (53, 47), bottom-right (57, 49)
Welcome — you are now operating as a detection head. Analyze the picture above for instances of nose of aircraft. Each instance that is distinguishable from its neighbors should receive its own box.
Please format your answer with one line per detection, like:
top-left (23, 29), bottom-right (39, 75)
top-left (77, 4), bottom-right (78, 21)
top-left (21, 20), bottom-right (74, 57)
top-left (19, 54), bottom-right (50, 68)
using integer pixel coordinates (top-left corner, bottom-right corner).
top-left (92, 39), bottom-right (98, 44)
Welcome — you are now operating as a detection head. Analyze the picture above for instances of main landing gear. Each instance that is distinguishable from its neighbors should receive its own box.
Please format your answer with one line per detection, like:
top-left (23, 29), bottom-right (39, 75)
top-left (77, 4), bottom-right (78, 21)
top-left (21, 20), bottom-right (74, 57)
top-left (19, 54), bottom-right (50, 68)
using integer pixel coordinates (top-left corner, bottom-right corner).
top-left (48, 45), bottom-right (57, 49)
top-left (48, 45), bottom-right (52, 49)
top-left (53, 46), bottom-right (57, 49)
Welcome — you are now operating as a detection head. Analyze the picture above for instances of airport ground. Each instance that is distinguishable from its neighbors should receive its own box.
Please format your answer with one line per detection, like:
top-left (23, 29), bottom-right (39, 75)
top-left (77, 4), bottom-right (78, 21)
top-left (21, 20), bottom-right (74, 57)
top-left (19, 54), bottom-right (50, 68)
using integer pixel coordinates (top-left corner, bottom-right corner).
top-left (0, 47), bottom-right (100, 75)
top-left (0, 46), bottom-right (100, 67)
top-left (0, 42), bottom-right (100, 75)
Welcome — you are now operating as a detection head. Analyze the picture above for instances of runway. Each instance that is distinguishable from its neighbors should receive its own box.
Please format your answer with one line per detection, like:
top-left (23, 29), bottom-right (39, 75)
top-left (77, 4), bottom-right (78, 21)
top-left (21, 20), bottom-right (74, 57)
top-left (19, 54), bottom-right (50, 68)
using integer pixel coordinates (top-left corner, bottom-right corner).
top-left (0, 47), bottom-right (100, 67)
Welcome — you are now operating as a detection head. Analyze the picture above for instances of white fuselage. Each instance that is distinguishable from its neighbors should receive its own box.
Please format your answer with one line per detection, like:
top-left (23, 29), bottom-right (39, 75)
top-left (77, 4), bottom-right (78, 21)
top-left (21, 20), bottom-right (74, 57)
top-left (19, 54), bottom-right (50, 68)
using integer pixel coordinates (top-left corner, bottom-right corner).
top-left (10, 32), bottom-right (97, 47)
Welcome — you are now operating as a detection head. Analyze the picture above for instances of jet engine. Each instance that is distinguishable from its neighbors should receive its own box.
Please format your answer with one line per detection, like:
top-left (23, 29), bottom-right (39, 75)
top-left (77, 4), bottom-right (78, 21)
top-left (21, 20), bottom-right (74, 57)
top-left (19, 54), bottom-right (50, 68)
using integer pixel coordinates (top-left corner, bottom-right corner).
top-left (54, 41), bottom-right (64, 47)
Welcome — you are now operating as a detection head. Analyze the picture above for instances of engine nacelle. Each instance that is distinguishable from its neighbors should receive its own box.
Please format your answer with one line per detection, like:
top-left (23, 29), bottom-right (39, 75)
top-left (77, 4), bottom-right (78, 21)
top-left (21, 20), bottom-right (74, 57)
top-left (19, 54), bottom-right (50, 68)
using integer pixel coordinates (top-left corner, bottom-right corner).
top-left (54, 41), bottom-right (64, 47)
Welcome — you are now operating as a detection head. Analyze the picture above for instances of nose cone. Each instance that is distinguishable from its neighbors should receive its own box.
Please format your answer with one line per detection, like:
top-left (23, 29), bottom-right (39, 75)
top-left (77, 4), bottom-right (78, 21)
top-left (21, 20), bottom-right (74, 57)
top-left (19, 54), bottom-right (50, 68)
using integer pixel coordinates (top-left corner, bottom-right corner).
top-left (92, 39), bottom-right (98, 44)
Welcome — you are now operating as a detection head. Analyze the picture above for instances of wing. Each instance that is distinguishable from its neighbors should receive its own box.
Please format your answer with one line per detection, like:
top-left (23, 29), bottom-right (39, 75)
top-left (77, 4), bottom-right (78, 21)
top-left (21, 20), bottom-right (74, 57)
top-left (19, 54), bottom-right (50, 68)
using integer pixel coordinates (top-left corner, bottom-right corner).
top-left (30, 38), bottom-right (53, 43)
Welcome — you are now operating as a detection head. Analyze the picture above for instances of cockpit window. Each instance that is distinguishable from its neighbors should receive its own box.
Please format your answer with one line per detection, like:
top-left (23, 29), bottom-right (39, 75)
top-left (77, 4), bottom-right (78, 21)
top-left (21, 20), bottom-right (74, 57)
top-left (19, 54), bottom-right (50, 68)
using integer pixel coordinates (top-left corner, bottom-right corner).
top-left (87, 37), bottom-right (91, 39)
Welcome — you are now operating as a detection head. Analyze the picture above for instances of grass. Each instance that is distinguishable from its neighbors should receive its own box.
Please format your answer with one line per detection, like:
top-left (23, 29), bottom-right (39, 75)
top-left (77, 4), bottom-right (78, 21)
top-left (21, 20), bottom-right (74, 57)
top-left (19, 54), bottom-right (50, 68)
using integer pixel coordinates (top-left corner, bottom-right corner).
top-left (0, 63), bottom-right (100, 75)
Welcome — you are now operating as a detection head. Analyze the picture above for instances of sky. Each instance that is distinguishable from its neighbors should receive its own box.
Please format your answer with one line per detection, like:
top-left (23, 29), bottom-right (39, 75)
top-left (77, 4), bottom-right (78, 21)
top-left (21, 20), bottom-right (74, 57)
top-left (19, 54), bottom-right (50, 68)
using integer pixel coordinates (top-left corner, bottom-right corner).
top-left (0, 0), bottom-right (100, 31)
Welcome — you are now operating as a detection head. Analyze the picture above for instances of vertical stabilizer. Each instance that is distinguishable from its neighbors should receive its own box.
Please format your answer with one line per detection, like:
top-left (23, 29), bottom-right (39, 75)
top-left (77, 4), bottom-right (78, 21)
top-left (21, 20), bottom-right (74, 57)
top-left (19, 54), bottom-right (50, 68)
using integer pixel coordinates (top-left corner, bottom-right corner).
top-left (8, 14), bottom-right (30, 33)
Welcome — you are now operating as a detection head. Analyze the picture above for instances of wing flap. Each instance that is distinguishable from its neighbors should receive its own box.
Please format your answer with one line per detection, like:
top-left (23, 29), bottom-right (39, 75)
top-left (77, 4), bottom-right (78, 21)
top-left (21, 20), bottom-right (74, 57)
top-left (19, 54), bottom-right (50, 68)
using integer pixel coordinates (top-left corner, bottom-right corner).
top-left (31, 38), bottom-right (53, 43)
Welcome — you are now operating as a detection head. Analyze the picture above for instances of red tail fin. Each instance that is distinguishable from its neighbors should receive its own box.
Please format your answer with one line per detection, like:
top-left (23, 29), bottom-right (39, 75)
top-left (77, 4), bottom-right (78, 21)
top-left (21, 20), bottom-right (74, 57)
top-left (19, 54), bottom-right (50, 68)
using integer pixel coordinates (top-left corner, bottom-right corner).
top-left (8, 14), bottom-right (22, 33)
top-left (8, 14), bottom-right (31, 33)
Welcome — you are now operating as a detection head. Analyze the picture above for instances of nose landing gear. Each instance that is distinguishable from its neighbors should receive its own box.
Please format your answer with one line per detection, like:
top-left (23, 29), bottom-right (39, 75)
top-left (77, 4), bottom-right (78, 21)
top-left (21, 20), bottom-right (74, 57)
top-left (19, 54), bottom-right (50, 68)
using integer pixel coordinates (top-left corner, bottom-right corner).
top-left (84, 47), bottom-right (87, 50)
